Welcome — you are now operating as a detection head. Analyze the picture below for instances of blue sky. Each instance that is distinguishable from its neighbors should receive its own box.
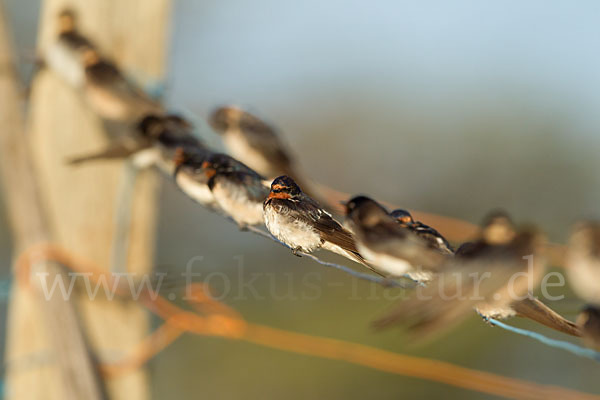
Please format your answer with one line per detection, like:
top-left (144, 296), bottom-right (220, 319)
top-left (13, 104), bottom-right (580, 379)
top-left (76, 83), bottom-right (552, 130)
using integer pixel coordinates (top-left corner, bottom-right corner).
top-left (170, 0), bottom-right (600, 136)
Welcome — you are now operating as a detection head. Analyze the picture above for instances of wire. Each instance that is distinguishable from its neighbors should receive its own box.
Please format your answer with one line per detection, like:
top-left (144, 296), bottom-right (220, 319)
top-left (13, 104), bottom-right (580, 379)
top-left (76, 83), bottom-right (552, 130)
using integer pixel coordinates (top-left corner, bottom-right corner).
top-left (245, 225), bottom-right (417, 289)
top-left (488, 318), bottom-right (600, 362)
top-left (12, 244), bottom-right (600, 400)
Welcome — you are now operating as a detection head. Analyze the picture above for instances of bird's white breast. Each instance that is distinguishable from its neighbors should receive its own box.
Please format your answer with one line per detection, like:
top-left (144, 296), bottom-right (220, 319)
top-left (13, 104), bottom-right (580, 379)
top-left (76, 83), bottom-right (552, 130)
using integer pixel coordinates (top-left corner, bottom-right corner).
top-left (264, 204), bottom-right (321, 252)
top-left (176, 173), bottom-right (217, 209)
top-left (567, 254), bottom-right (600, 304)
top-left (356, 242), bottom-right (413, 277)
top-left (131, 147), bottom-right (160, 169)
top-left (45, 42), bottom-right (85, 87)
top-left (212, 180), bottom-right (264, 226)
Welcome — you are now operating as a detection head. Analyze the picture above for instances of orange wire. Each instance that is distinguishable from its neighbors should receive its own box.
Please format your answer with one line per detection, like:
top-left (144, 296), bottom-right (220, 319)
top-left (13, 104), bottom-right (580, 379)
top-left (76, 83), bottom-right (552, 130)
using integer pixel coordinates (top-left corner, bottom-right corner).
top-left (14, 244), bottom-right (596, 400)
top-left (100, 321), bottom-right (184, 378)
top-left (315, 182), bottom-right (569, 266)
top-left (315, 181), bottom-right (481, 242)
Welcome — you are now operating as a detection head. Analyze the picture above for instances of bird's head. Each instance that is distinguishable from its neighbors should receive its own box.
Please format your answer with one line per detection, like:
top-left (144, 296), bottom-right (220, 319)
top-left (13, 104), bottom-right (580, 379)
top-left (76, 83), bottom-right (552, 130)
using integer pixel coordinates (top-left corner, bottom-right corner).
top-left (137, 114), bottom-right (164, 138)
top-left (481, 210), bottom-right (515, 245)
top-left (268, 176), bottom-right (302, 200)
top-left (138, 114), bottom-right (192, 140)
top-left (81, 47), bottom-right (101, 67)
top-left (58, 9), bottom-right (77, 33)
top-left (390, 209), bottom-right (414, 226)
top-left (200, 154), bottom-right (240, 180)
top-left (165, 114), bottom-right (193, 130)
top-left (173, 147), bottom-right (207, 178)
top-left (344, 196), bottom-right (390, 228)
top-left (208, 106), bottom-right (243, 133)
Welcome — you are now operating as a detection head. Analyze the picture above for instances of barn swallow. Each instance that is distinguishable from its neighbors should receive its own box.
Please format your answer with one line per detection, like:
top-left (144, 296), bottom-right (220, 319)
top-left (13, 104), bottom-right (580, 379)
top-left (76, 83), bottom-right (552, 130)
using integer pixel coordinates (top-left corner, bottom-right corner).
top-left (374, 212), bottom-right (580, 339)
top-left (44, 9), bottom-right (96, 87)
top-left (137, 114), bottom-right (207, 173)
top-left (263, 176), bottom-right (377, 272)
top-left (565, 220), bottom-right (600, 305)
top-left (209, 106), bottom-right (296, 179)
top-left (208, 106), bottom-right (338, 209)
top-left (577, 305), bottom-right (600, 351)
top-left (344, 197), bottom-right (448, 281)
top-left (81, 48), bottom-right (162, 121)
top-left (173, 148), bottom-right (219, 210)
top-left (138, 114), bottom-right (201, 149)
top-left (68, 114), bottom-right (207, 173)
top-left (390, 209), bottom-right (454, 255)
top-left (201, 153), bottom-right (269, 227)
top-left (453, 211), bottom-right (516, 257)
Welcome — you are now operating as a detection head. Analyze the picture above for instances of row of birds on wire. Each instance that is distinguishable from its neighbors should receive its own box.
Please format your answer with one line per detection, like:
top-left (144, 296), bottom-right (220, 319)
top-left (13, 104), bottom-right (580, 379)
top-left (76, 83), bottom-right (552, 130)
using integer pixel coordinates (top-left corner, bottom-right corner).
top-left (37, 9), bottom-right (600, 350)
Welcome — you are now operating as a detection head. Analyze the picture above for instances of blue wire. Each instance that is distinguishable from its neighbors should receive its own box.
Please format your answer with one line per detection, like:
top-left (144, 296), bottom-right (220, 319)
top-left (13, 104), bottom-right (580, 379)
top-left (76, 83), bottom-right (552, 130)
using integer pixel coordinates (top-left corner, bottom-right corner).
top-left (488, 318), bottom-right (600, 362)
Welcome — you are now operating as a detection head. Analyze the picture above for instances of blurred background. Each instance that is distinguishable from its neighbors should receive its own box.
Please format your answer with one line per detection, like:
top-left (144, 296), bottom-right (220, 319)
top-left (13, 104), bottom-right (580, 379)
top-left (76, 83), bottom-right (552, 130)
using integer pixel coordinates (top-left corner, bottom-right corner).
top-left (2, 0), bottom-right (600, 398)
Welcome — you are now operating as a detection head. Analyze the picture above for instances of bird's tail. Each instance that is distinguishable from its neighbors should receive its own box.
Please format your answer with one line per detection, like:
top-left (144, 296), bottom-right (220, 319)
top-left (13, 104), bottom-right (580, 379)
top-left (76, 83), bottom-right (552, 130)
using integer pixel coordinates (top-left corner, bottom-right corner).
top-left (66, 142), bottom-right (148, 165)
top-left (513, 296), bottom-right (581, 337)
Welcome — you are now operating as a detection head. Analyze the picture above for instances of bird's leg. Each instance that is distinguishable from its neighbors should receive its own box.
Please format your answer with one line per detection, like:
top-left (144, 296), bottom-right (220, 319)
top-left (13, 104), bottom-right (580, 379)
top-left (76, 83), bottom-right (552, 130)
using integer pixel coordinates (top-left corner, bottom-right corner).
top-left (291, 247), bottom-right (303, 257)
top-left (476, 310), bottom-right (493, 326)
top-left (238, 223), bottom-right (249, 232)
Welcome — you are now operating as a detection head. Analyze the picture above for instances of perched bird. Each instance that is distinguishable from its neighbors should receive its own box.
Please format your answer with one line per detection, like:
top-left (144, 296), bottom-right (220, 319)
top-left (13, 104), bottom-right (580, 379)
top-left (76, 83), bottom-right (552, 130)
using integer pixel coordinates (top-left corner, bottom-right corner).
top-left (566, 221), bottom-right (600, 349)
top-left (209, 106), bottom-right (348, 214)
top-left (81, 48), bottom-right (162, 121)
top-left (209, 106), bottom-right (297, 179)
top-left (69, 113), bottom-right (207, 174)
top-left (173, 148), bottom-right (218, 210)
top-left (577, 305), bottom-right (600, 351)
top-left (201, 153), bottom-right (269, 227)
top-left (374, 212), bottom-right (580, 340)
top-left (454, 211), bottom-right (516, 257)
top-left (390, 209), bottom-right (454, 255)
top-left (44, 9), bottom-right (95, 87)
top-left (137, 114), bottom-right (207, 173)
top-left (344, 197), bottom-right (448, 281)
top-left (264, 176), bottom-right (376, 271)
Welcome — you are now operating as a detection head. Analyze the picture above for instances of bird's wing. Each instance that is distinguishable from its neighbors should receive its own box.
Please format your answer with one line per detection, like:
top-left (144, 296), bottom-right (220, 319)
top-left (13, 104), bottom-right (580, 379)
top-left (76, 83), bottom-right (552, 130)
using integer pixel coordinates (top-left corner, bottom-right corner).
top-left (413, 222), bottom-right (454, 254)
top-left (86, 62), bottom-right (158, 107)
top-left (373, 249), bottom-right (527, 339)
top-left (363, 222), bottom-right (448, 270)
top-left (238, 113), bottom-right (293, 168)
top-left (295, 198), bottom-right (355, 249)
top-left (234, 172), bottom-right (270, 202)
top-left (61, 31), bottom-right (95, 50)
top-left (157, 124), bottom-right (203, 149)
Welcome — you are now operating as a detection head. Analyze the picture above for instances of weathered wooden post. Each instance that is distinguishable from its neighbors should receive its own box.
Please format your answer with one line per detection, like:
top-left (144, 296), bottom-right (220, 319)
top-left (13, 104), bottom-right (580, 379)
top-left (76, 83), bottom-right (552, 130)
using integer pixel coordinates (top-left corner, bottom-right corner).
top-left (2, 0), bottom-right (172, 398)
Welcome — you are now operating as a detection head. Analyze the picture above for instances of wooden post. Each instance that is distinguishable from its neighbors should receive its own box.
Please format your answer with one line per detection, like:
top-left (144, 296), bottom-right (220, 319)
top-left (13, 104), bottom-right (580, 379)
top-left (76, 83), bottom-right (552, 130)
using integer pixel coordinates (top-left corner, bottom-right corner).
top-left (0, 2), bottom-right (104, 399)
top-left (3, 0), bottom-right (172, 399)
